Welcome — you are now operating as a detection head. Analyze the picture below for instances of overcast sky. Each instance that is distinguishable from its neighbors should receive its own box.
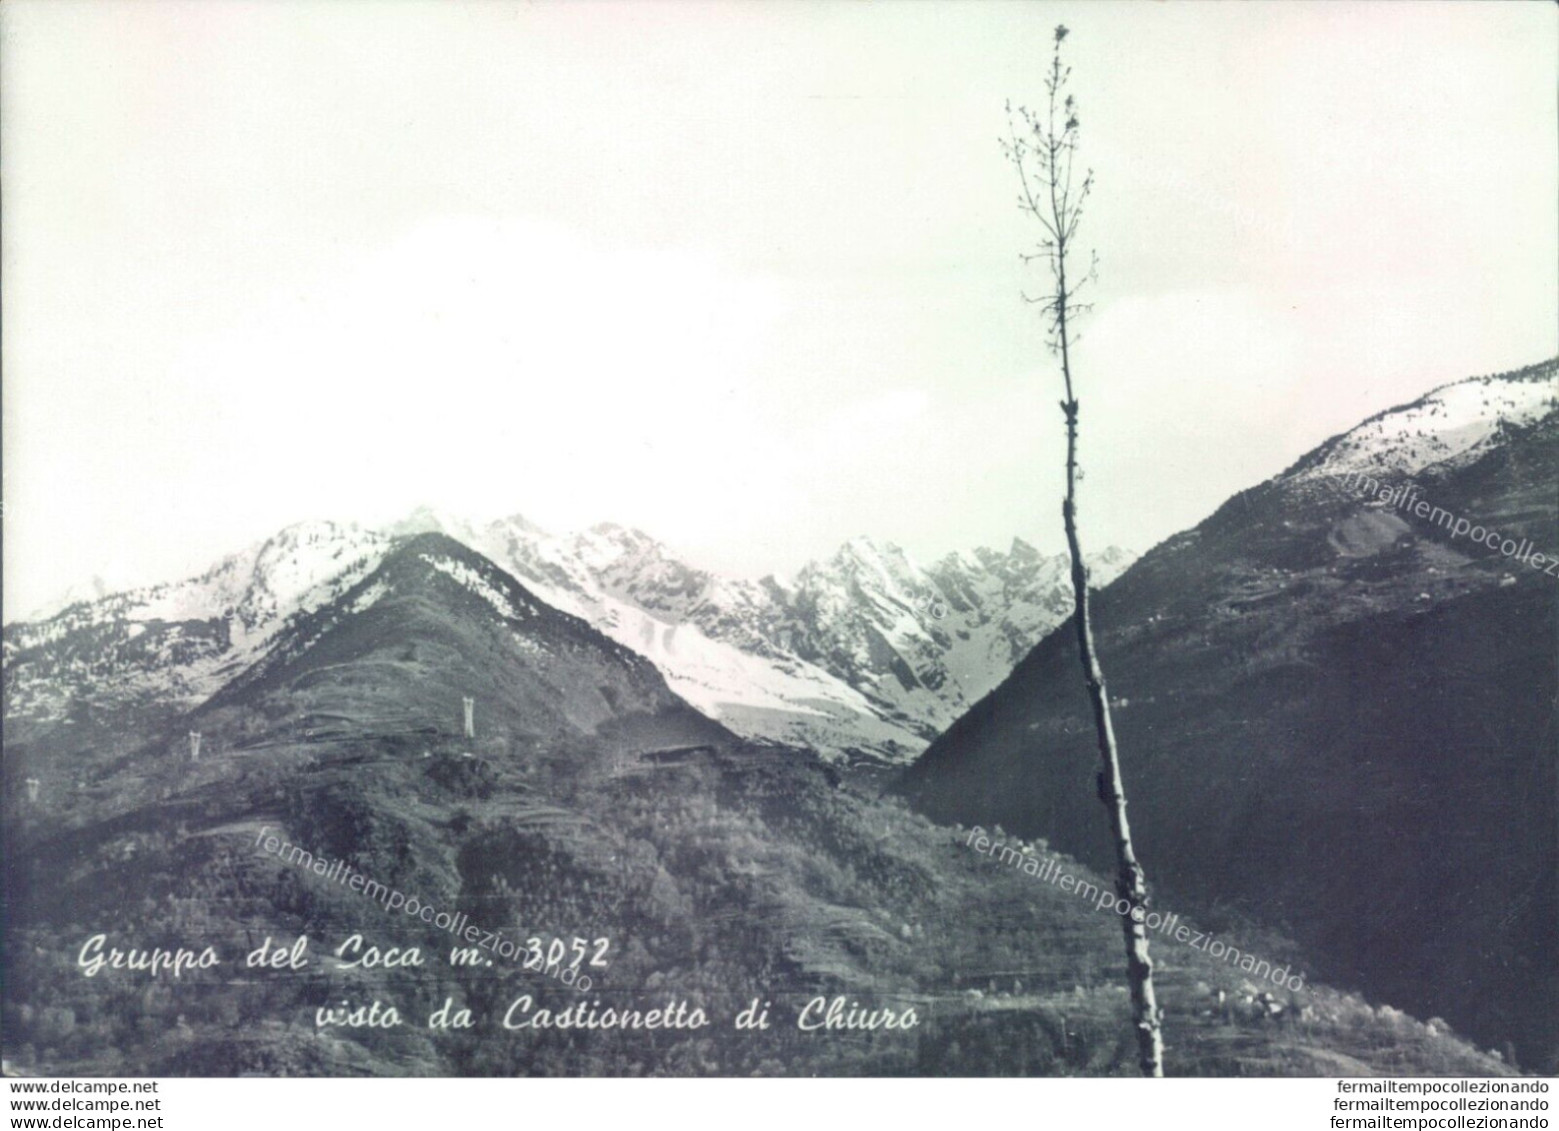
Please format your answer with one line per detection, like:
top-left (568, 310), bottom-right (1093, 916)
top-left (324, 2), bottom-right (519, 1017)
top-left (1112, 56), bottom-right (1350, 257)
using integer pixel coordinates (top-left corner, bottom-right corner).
top-left (4, 0), bottom-right (1555, 616)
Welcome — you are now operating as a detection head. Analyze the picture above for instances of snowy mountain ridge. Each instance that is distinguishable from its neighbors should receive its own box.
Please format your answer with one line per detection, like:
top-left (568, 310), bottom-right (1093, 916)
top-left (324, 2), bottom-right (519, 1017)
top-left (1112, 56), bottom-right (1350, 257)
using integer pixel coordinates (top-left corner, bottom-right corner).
top-left (2, 521), bottom-right (392, 721)
top-left (1285, 357), bottom-right (1558, 484)
top-left (3, 511), bottom-right (1130, 763)
top-left (392, 508), bottom-right (1136, 760)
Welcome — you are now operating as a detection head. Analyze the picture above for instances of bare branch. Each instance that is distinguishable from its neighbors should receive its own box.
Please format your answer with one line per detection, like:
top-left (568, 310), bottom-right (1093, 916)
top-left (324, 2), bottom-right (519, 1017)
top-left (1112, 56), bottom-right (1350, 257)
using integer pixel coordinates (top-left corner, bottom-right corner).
top-left (1005, 115), bottom-right (1060, 242)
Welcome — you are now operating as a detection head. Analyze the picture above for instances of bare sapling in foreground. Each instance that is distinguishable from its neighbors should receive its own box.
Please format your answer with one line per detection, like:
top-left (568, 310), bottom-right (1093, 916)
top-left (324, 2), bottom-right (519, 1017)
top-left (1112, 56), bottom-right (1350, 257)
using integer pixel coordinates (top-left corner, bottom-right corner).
top-left (1002, 24), bottom-right (1164, 1077)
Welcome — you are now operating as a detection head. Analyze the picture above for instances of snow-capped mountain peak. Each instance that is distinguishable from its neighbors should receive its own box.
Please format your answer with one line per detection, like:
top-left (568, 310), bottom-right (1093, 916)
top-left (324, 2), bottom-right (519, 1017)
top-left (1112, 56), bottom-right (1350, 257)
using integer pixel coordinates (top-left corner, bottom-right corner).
top-left (3, 520), bottom-right (392, 720)
top-left (5, 508), bottom-right (1136, 763)
top-left (1288, 357), bottom-right (1558, 484)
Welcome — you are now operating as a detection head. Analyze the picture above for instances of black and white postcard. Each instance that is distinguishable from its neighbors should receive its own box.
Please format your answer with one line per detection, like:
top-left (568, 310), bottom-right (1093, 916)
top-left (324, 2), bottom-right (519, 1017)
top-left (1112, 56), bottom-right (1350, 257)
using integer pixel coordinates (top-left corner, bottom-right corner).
top-left (2, 0), bottom-right (1555, 1092)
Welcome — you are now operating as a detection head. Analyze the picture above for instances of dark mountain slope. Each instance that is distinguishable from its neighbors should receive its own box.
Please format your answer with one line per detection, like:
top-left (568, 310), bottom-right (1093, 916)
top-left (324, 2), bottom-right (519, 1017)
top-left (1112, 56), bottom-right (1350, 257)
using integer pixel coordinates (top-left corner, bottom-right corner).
top-left (897, 372), bottom-right (1559, 1072)
top-left (199, 531), bottom-right (730, 754)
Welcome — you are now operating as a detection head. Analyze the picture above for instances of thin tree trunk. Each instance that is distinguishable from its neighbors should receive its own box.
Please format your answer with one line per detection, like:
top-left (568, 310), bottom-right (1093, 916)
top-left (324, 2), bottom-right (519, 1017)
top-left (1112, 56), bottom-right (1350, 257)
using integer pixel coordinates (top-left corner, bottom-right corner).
top-left (1058, 314), bottom-right (1164, 1077)
top-left (1008, 28), bottom-right (1164, 1074)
